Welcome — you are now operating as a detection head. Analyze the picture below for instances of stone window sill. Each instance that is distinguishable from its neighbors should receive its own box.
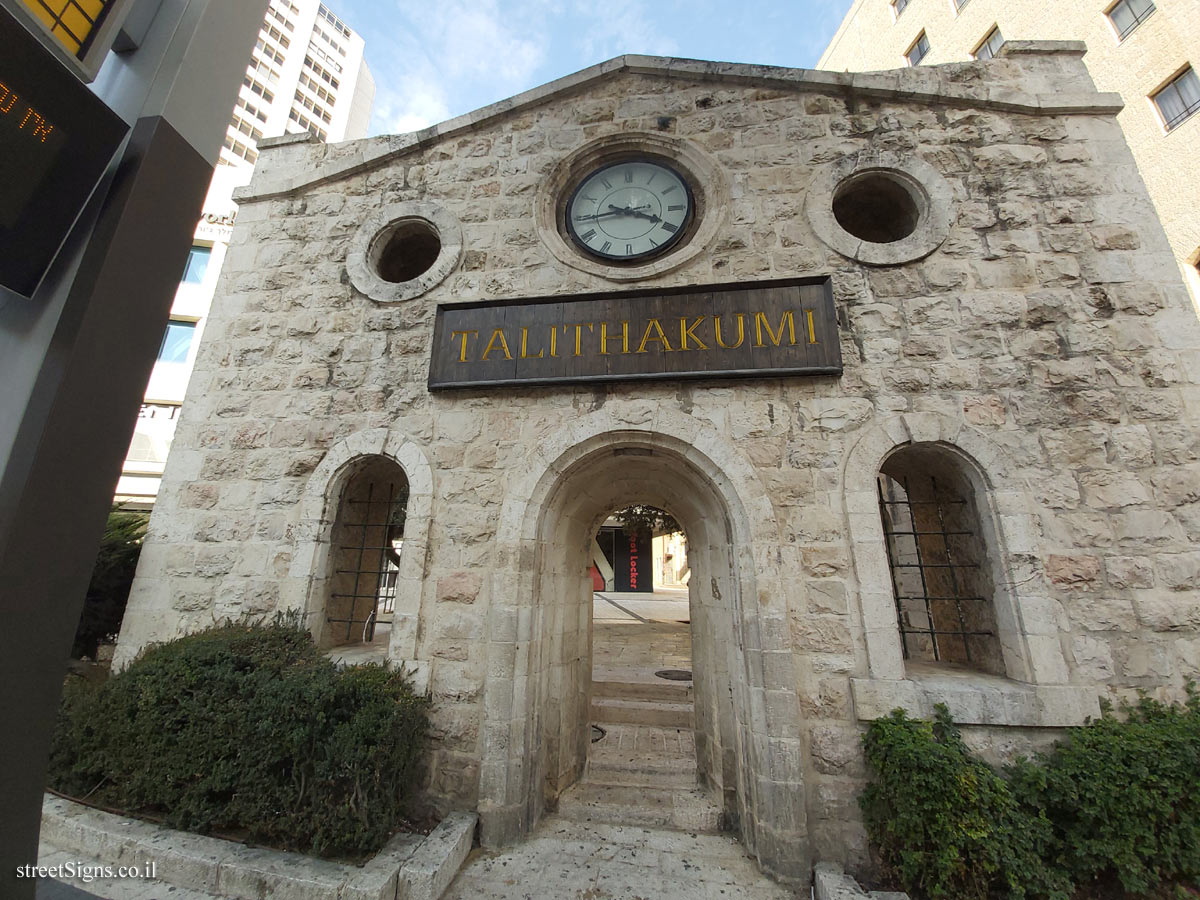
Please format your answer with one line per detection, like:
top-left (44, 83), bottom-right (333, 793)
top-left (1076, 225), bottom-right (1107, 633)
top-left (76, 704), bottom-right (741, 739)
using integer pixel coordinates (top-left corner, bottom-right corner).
top-left (850, 664), bottom-right (1101, 727)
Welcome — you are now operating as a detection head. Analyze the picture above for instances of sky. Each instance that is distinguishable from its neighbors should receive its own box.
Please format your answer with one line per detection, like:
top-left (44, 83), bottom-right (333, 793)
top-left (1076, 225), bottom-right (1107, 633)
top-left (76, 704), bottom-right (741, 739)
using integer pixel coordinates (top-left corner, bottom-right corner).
top-left (320, 0), bottom-right (856, 138)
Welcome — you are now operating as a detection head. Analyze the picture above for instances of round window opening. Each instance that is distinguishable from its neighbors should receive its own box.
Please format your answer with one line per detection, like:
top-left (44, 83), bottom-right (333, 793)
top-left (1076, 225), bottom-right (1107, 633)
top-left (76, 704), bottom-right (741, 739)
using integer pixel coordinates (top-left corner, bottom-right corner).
top-left (832, 172), bottom-right (923, 244)
top-left (372, 219), bottom-right (442, 284)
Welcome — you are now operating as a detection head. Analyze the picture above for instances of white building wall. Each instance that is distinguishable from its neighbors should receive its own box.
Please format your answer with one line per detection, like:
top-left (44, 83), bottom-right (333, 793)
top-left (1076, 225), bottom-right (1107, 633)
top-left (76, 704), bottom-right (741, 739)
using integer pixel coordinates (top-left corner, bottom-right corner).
top-left (115, 0), bottom-right (373, 506)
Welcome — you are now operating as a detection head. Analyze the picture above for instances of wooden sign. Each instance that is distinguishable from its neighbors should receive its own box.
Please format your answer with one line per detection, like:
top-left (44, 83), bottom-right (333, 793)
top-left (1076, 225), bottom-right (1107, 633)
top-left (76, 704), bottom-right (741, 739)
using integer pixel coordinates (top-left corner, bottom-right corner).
top-left (428, 277), bottom-right (840, 390)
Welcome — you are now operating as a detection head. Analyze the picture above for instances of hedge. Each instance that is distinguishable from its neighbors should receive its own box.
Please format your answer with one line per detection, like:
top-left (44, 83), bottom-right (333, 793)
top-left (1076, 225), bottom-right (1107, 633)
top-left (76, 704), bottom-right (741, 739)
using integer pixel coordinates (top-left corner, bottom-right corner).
top-left (49, 617), bottom-right (430, 859)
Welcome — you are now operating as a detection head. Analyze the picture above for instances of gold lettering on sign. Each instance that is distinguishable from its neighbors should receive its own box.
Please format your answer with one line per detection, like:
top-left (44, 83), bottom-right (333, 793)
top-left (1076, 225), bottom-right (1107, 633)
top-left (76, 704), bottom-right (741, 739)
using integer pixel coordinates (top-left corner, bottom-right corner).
top-left (549, 326), bottom-right (558, 357)
top-left (714, 313), bottom-right (745, 349)
top-left (806, 309), bottom-right (818, 344)
top-left (520, 327), bottom-right (543, 359)
top-left (0, 82), bottom-right (17, 114)
top-left (481, 328), bottom-right (512, 361)
top-left (636, 318), bottom-right (674, 353)
top-left (599, 321), bottom-right (629, 355)
top-left (679, 316), bottom-right (709, 351)
top-left (754, 310), bottom-right (796, 347)
top-left (565, 323), bottom-right (593, 356)
top-left (451, 330), bottom-right (478, 363)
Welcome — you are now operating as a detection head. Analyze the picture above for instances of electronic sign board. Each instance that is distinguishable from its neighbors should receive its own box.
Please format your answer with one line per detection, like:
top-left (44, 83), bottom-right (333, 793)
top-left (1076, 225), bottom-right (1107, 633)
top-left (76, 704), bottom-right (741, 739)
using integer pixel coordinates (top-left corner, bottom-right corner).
top-left (0, 6), bottom-right (129, 297)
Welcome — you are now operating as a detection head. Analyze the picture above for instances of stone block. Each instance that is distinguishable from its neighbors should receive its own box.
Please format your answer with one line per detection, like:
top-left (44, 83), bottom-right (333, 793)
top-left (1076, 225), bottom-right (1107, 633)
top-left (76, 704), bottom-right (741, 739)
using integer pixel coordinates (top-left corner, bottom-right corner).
top-left (399, 812), bottom-right (477, 900)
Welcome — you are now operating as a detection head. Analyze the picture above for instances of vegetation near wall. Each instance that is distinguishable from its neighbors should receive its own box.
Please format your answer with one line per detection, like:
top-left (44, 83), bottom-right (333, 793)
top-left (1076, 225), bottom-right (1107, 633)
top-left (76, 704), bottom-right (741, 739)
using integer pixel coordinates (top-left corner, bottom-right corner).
top-left (73, 506), bottom-right (148, 660)
top-left (49, 617), bottom-right (430, 859)
top-left (860, 693), bottom-right (1200, 900)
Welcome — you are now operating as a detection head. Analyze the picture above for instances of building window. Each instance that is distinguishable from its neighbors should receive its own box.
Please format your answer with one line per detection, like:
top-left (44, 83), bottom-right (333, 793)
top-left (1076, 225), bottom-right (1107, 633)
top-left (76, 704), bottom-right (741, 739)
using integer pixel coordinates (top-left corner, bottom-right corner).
top-left (236, 96), bottom-right (267, 124)
top-left (973, 26), bottom-right (1004, 60)
top-left (318, 3), bottom-right (352, 38)
top-left (243, 76), bottom-right (275, 104)
top-left (877, 445), bottom-right (1004, 676)
top-left (892, 0), bottom-right (909, 18)
top-left (906, 31), bottom-right (930, 66)
top-left (157, 320), bottom-right (196, 363)
top-left (230, 114), bottom-right (263, 142)
top-left (266, 5), bottom-right (293, 31)
top-left (261, 23), bottom-right (290, 49)
top-left (1107, 0), bottom-right (1155, 40)
top-left (21, 0), bottom-right (114, 59)
top-left (327, 457), bottom-right (409, 646)
top-left (181, 245), bottom-right (210, 284)
top-left (1153, 67), bottom-right (1200, 130)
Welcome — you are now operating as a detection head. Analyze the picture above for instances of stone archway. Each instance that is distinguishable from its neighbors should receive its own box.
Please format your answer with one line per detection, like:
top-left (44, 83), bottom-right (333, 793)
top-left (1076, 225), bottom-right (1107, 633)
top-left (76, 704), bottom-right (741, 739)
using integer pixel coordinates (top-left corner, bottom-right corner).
top-left (478, 410), bottom-right (810, 882)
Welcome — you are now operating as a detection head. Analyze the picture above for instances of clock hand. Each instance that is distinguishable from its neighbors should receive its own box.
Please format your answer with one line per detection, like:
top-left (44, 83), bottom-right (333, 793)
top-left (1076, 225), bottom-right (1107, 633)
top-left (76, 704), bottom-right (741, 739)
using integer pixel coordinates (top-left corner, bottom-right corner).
top-left (626, 209), bottom-right (662, 223)
top-left (608, 203), bottom-right (652, 215)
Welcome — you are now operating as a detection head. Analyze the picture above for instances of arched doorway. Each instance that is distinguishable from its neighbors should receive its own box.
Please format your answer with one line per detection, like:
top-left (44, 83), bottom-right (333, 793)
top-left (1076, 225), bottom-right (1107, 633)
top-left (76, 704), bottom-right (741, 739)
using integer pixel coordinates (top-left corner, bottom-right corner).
top-left (479, 422), bottom-right (809, 881)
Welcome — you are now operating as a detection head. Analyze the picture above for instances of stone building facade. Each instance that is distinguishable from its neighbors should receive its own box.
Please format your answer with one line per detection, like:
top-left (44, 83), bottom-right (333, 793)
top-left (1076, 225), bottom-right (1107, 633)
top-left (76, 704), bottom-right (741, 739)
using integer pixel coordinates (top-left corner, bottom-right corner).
top-left (819, 0), bottom-right (1200, 305)
top-left (114, 45), bottom-right (1200, 882)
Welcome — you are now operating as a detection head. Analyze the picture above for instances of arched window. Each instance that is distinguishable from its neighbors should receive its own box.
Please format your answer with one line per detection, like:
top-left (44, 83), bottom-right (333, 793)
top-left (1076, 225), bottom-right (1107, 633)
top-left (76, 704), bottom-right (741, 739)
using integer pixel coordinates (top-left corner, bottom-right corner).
top-left (877, 444), bottom-right (1004, 675)
top-left (326, 457), bottom-right (409, 648)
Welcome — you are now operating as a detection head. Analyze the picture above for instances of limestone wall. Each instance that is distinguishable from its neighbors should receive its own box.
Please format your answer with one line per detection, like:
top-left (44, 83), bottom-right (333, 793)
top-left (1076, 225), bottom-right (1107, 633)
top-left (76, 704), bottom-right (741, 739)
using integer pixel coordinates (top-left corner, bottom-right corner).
top-left (116, 47), bottom-right (1200, 875)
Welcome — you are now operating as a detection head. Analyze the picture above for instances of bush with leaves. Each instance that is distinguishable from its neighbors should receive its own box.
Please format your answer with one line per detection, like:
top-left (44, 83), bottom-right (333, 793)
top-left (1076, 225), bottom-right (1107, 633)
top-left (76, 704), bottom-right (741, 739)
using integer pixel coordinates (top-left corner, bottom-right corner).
top-left (861, 694), bottom-right (1200, 899)
top-left (73, 506), bottom-right (148, 659)
top-left (1008, 690), bottom-right (1200, 897)
top-left (860, 706), bottom-right (1067, 900)
top-left (49, 616), bottom-right (430, 859)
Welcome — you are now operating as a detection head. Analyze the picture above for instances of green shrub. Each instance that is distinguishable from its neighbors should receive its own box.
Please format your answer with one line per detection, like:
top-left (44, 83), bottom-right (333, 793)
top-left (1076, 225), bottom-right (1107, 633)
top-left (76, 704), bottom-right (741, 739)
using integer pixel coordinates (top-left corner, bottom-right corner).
top-left (859, 706), bottom-right (1067, 900)
top-left (860, 694), bottom-right (1200, 900)
top-left (73, 506), bottom-right (148, 659)
top-left (49, 617), bottom-right (430, 859)
top-left (1009, 691), bottom-right (1200, 897)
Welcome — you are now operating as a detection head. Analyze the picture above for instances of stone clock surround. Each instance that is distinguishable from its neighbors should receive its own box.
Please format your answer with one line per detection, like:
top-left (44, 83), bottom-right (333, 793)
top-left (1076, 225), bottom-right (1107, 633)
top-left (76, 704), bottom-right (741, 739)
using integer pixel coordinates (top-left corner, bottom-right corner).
top-left (117, 46), bottom-right (1200, 881)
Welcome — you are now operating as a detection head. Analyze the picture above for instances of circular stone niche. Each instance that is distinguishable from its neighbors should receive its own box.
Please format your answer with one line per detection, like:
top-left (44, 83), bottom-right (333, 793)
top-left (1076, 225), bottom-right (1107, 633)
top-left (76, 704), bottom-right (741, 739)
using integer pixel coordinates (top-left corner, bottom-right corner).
top-left (832, 171), bottom-right (921, 244)
top-left (805, 154), bottom-right (953, 267)
top-left (373, 219), bottom-right (442, 283)
top-left (346, 201), bottom-right (463, 303)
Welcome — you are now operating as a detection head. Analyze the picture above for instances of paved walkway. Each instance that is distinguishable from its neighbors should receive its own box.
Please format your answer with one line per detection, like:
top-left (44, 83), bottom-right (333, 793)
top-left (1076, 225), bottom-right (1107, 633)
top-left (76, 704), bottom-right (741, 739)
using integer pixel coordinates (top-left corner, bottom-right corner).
top-left (36, 839), bottom-right (225, 900)
top-left (442, 817), bottom-right (801, 900)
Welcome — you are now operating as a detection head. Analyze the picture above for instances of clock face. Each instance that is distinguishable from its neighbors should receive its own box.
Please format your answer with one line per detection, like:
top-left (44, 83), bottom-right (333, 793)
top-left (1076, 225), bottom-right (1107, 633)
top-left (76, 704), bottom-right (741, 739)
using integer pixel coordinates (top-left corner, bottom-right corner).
top-left (565, 159), bottom-right (693, 262)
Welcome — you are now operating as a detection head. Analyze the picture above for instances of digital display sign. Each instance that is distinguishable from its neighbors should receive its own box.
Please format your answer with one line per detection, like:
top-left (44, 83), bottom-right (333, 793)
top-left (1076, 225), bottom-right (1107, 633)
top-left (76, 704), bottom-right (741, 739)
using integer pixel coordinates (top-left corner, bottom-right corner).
top-left (1, 5), bottom-right (128, 297)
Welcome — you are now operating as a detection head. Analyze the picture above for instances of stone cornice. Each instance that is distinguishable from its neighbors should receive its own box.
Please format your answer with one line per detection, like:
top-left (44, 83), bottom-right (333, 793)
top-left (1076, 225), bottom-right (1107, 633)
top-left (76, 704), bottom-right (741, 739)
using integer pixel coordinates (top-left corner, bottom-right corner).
top-left (234, 48), bottom-right (1122, 205)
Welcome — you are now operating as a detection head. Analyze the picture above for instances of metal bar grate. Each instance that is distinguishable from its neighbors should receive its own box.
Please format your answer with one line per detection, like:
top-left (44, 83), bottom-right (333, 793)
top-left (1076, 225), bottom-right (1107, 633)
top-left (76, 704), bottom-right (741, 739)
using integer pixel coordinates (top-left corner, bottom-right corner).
top-left (878, 472), bottom-right (994, 665)
top-left (329, 475), bottom-right (406, 642)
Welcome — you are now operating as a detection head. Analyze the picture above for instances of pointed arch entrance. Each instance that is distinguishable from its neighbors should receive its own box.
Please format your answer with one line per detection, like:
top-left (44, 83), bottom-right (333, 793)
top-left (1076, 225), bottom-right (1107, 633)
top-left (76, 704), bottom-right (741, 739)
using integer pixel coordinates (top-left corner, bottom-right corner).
top-left (478, 412), bottom-right (810, 881)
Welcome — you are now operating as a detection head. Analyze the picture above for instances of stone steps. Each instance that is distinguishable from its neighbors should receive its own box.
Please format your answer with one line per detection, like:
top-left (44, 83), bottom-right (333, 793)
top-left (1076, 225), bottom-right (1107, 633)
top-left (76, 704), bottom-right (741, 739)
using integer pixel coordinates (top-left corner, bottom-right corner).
top-left (556, 782), bottom-right (722, 833)
top-left (592, 677), bottom-right (692, 703)
top-left (591, 696), bottom-right (694, 727)
top-left (587, 755), bottom-right (698, 790)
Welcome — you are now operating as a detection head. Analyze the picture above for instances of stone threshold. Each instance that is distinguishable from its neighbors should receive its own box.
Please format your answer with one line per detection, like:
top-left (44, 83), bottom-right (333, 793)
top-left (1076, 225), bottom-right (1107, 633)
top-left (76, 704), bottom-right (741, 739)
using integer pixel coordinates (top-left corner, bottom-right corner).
top-left (815, 862), bottom-right (910, 900)
top-left (40, 794), bottom-right (476, 900)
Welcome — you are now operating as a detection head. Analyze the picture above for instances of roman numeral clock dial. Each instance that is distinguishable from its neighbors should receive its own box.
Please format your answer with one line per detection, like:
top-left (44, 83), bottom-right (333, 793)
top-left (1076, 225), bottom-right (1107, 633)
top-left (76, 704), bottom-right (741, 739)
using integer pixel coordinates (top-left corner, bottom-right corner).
top-left (565, 159), bottom-right (694, 262)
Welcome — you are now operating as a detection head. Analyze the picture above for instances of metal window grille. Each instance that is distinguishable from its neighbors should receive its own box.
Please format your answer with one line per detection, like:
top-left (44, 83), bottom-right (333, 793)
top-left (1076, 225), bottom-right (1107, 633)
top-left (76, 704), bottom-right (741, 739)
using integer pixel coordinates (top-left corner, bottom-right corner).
top-left (22, 0), bottom-right (113, 58)
top-left (328, 477), bottom-right (407, 643)
top-left (974, 27), bottom-right (1004, 61)
top-left (1108, 0), bottom-right (1156, 40)
top-left (1154, 68), bottom-right (1200, 131)
top-left (878, 473), bottom-right (995, 666)
top-left (906, 33), bottom-right (930, 66)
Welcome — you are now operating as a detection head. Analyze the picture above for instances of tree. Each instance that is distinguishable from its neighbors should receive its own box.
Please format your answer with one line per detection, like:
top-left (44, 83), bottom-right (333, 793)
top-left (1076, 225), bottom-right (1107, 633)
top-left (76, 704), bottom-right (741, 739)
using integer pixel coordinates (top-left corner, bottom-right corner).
top-left (72, 506), bottom-right (149, 660)
top-left (613, 505), bottom-right (681, 537)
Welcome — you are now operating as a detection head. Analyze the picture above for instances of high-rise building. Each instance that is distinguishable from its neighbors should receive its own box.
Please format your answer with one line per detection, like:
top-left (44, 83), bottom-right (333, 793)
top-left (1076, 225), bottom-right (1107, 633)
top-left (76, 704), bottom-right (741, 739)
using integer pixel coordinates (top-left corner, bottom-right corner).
top-left (818, 0), bottom-right (1200, 306)
top-left (115, 0), bottom-right (374, 506)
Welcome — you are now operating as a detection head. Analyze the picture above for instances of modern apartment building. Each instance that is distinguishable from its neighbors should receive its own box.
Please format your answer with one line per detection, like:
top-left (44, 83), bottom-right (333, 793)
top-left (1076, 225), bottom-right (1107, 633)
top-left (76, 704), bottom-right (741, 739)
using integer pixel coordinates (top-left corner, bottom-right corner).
top-left (115, 0), bottom-right (374, 506)
top-left (819, 0), bottom-right (1200, 306)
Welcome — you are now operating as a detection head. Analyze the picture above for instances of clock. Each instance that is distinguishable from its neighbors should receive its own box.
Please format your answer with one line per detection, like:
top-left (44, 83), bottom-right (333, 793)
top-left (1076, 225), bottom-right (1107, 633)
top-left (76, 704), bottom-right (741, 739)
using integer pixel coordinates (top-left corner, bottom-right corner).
top-left (564, 159), bottom-right (693, 262)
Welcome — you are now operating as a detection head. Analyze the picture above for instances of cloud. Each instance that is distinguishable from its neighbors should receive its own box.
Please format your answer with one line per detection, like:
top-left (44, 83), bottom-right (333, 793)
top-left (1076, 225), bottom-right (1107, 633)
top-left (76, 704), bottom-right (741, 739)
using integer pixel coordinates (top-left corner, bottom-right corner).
top-left (365, 0), bottom-right (550, 135)
top-left (571, 0), bottom-right (680, 61)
